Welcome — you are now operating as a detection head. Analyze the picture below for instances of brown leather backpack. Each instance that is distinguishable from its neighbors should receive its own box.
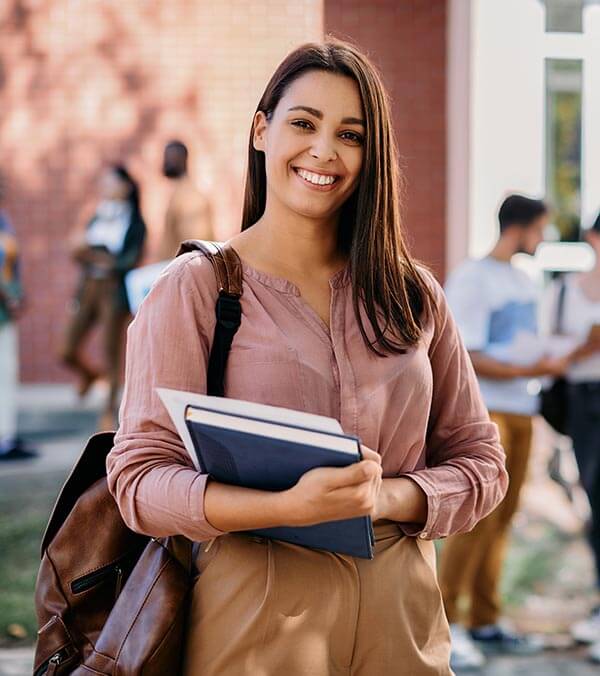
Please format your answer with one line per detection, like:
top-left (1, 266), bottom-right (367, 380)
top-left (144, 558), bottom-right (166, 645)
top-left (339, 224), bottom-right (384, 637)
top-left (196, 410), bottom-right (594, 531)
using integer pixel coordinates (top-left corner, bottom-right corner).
top-left (34, 242), bottom-right (243, 675)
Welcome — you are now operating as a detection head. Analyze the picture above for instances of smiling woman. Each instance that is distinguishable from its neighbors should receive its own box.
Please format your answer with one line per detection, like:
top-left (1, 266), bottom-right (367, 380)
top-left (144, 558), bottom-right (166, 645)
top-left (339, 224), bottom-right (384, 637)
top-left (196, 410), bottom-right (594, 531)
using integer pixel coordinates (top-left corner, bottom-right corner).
top-left (107, 38), bottom-right (508, 676)
top-left (239, 42), bottom-right (432, 352)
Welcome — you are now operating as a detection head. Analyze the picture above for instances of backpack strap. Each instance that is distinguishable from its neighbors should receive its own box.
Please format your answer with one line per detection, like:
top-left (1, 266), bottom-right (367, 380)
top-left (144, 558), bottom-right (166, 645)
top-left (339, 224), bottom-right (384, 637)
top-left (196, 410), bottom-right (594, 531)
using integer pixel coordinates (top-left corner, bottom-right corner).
top-left (40, 243), bottom-right (243, 554)
top-left (176, 240), bottom-right (243, 396)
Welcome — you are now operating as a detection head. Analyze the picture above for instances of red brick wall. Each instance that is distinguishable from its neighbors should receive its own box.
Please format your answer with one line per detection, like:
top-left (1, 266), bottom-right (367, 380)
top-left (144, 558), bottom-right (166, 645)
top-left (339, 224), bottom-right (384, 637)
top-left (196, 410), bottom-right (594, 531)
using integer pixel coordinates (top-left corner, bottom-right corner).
top-left (1, 0), bottom-right (322, 382)
top-left (2, 0), bottom-right (446, 383)
top-left (325, 0), bottom-right (447, 277)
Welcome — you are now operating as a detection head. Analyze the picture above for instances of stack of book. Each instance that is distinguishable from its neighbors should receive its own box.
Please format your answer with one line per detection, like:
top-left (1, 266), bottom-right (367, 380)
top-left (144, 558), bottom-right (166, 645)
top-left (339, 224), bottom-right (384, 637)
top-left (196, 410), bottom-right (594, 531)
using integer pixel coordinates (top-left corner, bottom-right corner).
top-left (158, 388), bottom-right (374, 559)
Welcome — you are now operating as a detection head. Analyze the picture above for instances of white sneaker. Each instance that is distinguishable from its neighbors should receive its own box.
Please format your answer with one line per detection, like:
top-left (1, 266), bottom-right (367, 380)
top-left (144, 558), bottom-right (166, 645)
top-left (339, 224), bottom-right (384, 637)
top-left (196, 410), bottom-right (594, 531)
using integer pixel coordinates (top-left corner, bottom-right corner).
top-left (590, 640), bottom-right (600, 663)
top-left (571, 606), bottom-right (600, 644)
top-left (449, 623), bottom-right (486, 671)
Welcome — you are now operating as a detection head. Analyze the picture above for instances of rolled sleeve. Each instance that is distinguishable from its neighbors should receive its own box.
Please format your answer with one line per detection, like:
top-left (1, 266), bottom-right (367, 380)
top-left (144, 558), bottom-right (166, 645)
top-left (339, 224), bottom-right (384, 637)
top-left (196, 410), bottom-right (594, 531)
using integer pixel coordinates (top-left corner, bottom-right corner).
top-left (107, 253), bottom-right (224, 542)
top-left (400, 273), bottom-right (508, 540)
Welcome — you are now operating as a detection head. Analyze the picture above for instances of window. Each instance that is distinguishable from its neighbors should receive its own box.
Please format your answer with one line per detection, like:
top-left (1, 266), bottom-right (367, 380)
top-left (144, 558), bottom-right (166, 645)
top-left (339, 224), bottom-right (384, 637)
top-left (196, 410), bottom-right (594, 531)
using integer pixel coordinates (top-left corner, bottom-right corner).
top-left (545, 59), bottom-right (583, 241)
top-left (544, 0), bottom-right (584, 32)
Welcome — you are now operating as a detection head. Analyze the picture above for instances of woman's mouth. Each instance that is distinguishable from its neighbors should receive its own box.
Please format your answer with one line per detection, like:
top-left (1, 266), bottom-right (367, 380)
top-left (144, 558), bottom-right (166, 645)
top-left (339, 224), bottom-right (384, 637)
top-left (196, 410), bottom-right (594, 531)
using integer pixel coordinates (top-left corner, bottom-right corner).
top-left (292, 167), bottom-right (340, 191)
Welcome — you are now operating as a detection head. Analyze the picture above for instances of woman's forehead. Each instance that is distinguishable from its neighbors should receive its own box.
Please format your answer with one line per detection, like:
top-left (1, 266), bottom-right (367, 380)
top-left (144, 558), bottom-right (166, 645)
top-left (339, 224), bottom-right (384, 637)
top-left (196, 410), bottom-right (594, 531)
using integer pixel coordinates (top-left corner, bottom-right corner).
top-left (279, 70), bottom-right (364, 121)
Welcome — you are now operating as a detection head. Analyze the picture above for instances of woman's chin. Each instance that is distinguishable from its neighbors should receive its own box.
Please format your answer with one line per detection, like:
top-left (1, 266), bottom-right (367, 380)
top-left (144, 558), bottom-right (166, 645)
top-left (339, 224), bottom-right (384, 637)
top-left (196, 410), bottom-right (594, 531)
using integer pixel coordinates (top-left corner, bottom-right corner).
top-left (284, 200), bottom-right (341, 223)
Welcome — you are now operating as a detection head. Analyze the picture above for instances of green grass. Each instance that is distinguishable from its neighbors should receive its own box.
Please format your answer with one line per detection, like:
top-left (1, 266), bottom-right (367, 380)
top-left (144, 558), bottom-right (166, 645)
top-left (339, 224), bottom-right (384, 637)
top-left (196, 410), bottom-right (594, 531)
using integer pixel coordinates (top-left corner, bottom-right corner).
top-left (0, 471), bottom-right (65, 646)
top-left (500, 524), bottom-right (565, 607)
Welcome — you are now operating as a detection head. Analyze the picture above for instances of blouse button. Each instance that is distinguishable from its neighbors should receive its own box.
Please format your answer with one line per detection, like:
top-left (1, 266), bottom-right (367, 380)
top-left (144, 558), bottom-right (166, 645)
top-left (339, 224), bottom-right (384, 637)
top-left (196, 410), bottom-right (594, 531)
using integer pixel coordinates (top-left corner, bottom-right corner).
top-left (419, 532), bottom-right (429, 539)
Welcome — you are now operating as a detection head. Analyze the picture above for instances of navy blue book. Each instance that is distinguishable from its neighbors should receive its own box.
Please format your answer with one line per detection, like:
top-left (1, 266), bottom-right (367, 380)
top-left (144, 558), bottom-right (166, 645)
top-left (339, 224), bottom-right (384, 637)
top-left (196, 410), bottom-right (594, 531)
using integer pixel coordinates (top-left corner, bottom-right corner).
top-left (182, 401), bottom-right (374, 559)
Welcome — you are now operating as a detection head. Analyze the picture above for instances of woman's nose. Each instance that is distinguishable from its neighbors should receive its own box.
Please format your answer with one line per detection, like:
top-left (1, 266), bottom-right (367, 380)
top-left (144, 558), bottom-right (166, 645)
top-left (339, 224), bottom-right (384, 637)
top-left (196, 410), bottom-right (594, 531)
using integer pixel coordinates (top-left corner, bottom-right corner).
top-left (309, 135), bottom-right (337, 162)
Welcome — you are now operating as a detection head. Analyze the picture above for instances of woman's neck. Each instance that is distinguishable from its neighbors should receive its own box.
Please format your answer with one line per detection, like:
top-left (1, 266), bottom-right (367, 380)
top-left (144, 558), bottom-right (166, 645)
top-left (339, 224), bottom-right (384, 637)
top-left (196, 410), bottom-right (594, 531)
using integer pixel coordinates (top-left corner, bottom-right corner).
top-left (234, 203), bottom-right (346, 278)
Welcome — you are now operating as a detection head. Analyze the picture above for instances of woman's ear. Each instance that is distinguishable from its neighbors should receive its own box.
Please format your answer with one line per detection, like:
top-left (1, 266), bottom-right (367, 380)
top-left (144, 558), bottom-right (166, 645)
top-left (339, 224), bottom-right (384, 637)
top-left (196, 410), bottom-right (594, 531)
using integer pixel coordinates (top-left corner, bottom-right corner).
top-left (253, 111), bottom-right (268, 152)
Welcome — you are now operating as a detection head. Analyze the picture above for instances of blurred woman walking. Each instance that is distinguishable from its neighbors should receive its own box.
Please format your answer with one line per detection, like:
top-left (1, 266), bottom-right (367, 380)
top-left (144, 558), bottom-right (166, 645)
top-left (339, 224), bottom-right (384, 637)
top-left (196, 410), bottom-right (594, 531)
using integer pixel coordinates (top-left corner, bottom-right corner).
top-left (60, 165), bottom-right (146, 429)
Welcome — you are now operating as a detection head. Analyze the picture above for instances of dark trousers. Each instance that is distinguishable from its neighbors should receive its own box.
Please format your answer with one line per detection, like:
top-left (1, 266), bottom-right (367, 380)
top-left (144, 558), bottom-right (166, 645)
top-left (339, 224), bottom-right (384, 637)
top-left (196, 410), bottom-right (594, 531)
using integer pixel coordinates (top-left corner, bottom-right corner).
top-left (568, 381), bottom-right (600, 588)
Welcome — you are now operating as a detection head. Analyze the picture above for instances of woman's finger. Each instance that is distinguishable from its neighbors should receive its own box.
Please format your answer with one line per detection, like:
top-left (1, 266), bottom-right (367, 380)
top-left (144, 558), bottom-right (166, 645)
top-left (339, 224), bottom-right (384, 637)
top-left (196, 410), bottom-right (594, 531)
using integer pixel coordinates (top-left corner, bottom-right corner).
top-left (314, 460), bottom-right (379, 490)
top-left (360, 445), bottom-right (382, 465)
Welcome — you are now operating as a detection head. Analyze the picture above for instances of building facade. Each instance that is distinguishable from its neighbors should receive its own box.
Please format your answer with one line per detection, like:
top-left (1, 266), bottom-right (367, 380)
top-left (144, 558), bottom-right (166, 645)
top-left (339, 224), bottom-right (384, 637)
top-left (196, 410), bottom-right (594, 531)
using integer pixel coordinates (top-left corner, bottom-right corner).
top-left (1, 0), bottom-right (448, 382)
top-left (448, 0), bottom-right (600, 269)
top-left (4, 0), bottom-right (597, 383)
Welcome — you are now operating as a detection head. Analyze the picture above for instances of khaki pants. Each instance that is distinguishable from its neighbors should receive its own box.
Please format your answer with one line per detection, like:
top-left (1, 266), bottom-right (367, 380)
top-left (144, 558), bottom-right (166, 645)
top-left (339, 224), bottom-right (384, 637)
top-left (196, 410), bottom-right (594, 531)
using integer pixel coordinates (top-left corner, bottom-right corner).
top-left (439, 411), bottom-right (532, 628)
top-left (60, 276), bottom-right (128, 412)
top-left (184, 523), bottom-right (452, 675)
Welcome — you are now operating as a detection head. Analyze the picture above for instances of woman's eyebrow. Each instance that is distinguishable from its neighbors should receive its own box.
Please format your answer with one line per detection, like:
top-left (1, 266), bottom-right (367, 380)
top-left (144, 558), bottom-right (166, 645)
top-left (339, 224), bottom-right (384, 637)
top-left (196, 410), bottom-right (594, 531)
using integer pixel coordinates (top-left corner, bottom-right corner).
top-left (287, 105), bottom-right (365, 127)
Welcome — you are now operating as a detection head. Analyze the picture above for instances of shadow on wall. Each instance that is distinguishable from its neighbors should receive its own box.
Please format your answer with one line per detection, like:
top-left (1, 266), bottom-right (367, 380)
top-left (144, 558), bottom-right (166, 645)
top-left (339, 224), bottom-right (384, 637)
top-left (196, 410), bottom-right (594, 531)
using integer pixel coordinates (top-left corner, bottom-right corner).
top-left (0, 0), bottom-right (322, 382)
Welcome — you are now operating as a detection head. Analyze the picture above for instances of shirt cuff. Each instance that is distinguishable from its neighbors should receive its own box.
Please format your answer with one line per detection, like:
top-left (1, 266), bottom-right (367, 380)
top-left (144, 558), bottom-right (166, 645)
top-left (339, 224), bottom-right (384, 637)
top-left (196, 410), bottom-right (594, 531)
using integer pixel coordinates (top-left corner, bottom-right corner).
top-left (396, 473), bottom-right (441, 540)
top-left (190, 473), bottom-right (227, 541)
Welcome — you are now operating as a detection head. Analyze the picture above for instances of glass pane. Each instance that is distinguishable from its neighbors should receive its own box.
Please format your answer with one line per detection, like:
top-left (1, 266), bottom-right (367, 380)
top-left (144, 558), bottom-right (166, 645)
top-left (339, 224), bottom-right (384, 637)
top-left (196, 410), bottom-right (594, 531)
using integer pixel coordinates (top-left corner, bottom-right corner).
top-left (545, 0), bottom-right (583, 33)
top-left (545, 59), bottom-right (583, 241)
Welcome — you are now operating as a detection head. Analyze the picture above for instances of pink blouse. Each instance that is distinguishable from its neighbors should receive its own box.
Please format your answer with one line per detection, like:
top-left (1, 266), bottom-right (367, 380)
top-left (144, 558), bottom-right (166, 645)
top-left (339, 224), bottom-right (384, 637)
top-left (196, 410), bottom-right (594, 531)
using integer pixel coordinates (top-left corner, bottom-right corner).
top-left (107, 251), bottom-right (508, 542)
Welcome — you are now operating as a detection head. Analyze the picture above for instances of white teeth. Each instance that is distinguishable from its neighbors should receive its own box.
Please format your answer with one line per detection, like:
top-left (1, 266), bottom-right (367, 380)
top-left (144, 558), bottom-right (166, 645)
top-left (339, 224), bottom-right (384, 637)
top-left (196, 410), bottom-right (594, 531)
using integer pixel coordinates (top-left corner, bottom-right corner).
top-left (296, 168), bottom-right (336, 186)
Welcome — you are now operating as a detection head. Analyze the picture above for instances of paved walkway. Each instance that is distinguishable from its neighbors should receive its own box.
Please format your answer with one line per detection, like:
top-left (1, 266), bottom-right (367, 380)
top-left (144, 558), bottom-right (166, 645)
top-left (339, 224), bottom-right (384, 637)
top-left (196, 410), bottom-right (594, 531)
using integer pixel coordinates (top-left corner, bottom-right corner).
top-left (0, 649), bottom-right (33, 676)
top-left (1, 385), bottom-right (599, 675)
top-left (2, 646), bottom-right (599, 676)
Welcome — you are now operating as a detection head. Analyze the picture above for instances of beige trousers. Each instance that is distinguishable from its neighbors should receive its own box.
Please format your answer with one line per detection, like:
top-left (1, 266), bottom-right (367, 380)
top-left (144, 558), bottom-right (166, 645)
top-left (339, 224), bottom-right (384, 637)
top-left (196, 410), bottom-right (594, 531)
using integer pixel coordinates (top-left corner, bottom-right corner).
top-left (183, 523), bottom-right (452, 676)
top-left (439, 411), bottom-right (533, 628)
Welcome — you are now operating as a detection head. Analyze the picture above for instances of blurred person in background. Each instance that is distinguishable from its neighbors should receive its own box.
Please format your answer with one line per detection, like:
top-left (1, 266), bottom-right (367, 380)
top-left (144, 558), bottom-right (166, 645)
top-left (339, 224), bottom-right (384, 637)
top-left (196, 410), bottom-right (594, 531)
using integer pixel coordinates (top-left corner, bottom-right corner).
top-left (158, 140), bottom-right (214, 259)
top-left (438, 195), bottom-right (569, 669)
top-left (60, 164), bottom-right (146, 430)
top-left (0, 177), bottom-right (35, 460)
top-left (544, 212), bottom-right (600, 663)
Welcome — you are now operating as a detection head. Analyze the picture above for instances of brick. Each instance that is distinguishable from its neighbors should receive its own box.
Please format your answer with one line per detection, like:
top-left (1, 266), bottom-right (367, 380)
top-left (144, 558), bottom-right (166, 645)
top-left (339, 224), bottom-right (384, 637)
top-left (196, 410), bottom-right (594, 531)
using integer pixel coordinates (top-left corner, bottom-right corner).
top-left (3, 0), bottom-right (446, 382)
top-left (1, 0), bottom-right (323, 382)
top-left (325, 0), bottom-right (447, 281)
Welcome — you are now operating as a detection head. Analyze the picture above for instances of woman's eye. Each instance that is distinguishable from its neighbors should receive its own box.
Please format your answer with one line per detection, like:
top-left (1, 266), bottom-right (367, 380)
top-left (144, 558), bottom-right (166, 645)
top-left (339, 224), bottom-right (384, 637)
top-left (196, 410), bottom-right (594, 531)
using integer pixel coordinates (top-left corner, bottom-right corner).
top-left (340, 131), bottom-right (364, 145)
top-left (291, 119), bottom-right (313, 131)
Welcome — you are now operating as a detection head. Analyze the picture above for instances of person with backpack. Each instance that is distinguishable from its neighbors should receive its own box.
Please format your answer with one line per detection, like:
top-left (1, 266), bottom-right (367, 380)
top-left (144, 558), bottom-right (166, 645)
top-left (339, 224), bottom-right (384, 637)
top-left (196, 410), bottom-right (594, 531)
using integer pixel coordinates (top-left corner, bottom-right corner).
top-left (543, 213), bottom-right (600, 663)
top-left (106, 40), bottom-right (508, 674)
top-left (60, 164), bottom-right (146, 430)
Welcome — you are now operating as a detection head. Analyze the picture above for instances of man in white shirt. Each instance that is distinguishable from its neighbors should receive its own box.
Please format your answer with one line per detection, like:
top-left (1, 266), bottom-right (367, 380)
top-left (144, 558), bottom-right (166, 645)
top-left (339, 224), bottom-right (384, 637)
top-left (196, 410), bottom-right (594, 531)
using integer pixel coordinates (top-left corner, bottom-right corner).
top-left (439, 195), bottom-right (568, 668)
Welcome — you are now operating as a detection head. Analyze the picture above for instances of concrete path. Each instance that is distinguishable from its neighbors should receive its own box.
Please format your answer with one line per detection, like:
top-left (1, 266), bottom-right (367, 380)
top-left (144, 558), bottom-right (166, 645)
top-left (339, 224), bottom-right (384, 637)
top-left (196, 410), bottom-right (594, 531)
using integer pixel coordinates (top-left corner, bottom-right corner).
top-left (2, 647), bottom-right (598, 676)
top-left (1, 384), bottom-right (102, 478)
top-left (480, 650), bottom-right (599, 674)
top-left (0, 649), bottom-right (33, 676)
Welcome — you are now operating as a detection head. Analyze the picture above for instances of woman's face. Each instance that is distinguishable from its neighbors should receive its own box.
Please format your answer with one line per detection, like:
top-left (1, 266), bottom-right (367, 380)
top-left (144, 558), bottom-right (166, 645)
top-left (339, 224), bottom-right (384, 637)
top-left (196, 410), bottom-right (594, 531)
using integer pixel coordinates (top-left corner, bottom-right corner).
top-left (99, 170), bottom-right (130, 201)
top-left (253, 70), bottom-right (365, 223)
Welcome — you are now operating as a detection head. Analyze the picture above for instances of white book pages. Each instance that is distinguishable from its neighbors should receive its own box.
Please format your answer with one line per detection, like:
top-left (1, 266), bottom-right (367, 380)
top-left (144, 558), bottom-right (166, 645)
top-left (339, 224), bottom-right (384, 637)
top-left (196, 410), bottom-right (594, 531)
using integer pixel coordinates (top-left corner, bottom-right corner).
top-left (185, 407), bottom-right (357, 454)
top-left (156, 387), bottom-right (344, 470)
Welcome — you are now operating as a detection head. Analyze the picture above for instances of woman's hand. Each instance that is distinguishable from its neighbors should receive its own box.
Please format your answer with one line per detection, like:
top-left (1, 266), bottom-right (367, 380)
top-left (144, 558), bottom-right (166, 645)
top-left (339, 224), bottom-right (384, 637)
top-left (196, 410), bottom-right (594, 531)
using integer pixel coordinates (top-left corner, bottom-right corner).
top-left (284, 445), bottom-right (383, 526)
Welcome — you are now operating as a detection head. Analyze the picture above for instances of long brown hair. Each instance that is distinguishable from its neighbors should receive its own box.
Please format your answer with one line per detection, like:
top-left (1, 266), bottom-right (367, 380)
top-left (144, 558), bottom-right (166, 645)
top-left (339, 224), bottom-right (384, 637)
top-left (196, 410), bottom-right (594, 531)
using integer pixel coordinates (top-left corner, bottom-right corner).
top-left (242, 38), bottom-right (435, 355)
